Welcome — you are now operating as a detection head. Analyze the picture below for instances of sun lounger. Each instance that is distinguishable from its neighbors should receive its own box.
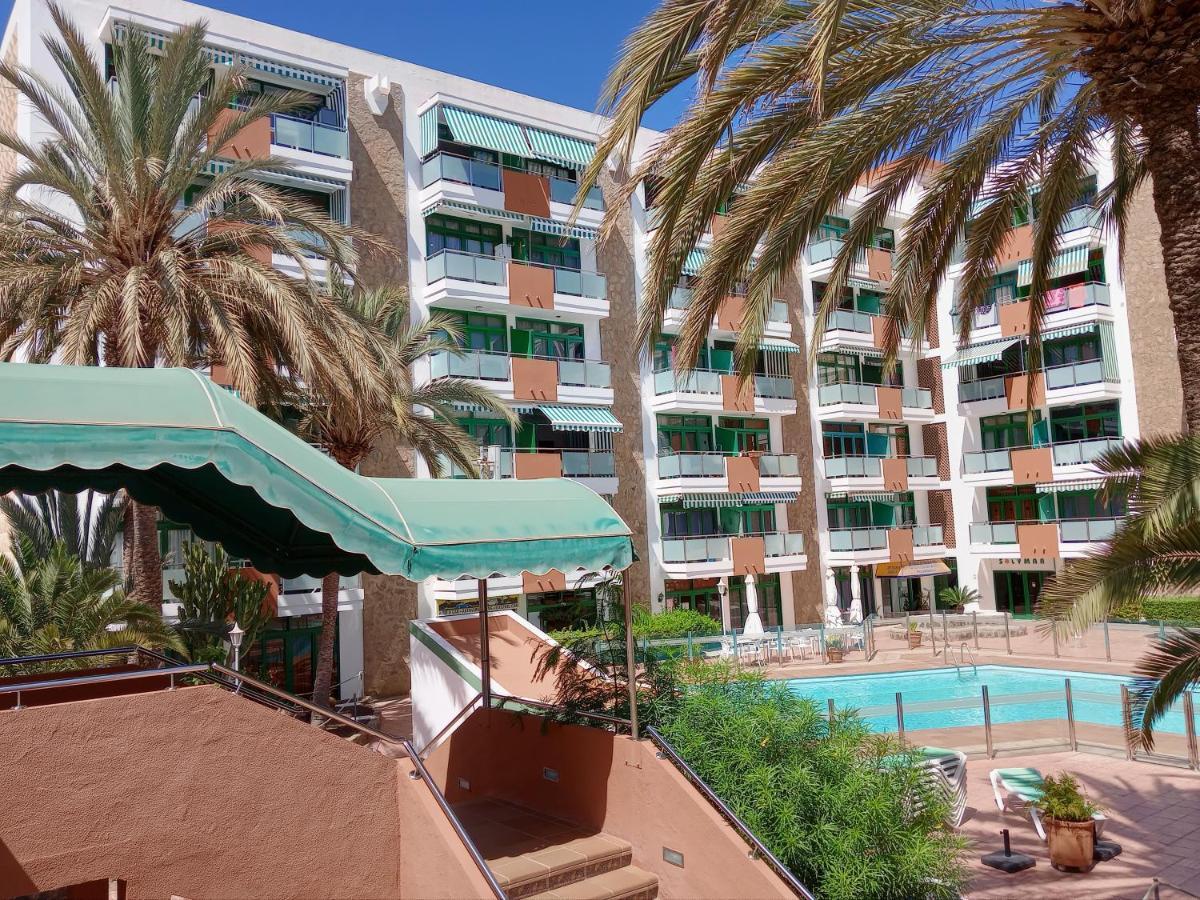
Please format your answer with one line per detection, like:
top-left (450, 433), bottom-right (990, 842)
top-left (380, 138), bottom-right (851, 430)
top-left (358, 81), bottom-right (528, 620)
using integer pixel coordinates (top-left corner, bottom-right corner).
top-left (990, 767), bottom-right (1107, 842)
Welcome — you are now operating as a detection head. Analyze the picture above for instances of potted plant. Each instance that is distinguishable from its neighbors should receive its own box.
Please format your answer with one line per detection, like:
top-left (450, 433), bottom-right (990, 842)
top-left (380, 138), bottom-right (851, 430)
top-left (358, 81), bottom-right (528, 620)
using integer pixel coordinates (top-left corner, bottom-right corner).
top-left (1038, 773), bottom-right (1101, 873)
top-left (907, 622), bottom-right (923, 649)
top-left (825, 636), bottom-right (845, 663)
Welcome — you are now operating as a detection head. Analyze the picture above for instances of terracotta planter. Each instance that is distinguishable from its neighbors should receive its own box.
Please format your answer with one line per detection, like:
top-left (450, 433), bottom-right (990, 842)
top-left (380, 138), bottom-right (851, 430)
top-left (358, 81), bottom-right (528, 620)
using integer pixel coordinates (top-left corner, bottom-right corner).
top-left (907, 631), bottom-right (923, 649)
top-left (1046, 817), bottom-right (1096, 873)
top-left (826, 647), bottom-right (845, 663)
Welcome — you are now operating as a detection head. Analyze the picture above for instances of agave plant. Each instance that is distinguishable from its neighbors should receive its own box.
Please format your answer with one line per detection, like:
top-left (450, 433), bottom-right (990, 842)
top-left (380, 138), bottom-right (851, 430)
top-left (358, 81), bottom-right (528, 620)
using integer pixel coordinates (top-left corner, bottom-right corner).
top-left (0, 5), bottom-right (392, 603)
top-left (1040, 433), bottom-right (1200, 748)
top-left (296, 281), bottom-right (515, 707)
top-left (577, 0), bottom-right (1200, 427)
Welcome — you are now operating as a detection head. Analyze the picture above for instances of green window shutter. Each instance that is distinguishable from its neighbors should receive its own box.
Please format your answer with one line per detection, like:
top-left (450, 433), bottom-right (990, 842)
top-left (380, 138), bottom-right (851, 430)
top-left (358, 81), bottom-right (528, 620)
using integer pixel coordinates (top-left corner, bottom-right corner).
top-left (709, 348), bottom-right (734, 373)
top-left (510, 328), bottom-right (532, 357)
top-left (1032, 419), bottom-right (1049, 446)
top-left (1098, 322), bottom-right (1119, 381)
top-left (714, 427), bottom-right (738, 453)
top-left (866, 432), bottom-right (890, 457)
top-left (516, 422), bottom-right (537, 450)
top-left (871, 502), bottom-right (895, 527)
top-left (1038, 493), bottom-right (1057, 522)
top-left (856, 290), bottom-right (883, 315)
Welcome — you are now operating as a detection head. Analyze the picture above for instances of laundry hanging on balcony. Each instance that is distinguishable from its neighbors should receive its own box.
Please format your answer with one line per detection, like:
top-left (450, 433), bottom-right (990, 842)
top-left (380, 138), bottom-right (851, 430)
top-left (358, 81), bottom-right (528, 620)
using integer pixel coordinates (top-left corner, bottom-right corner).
top-left (940, 337), bottom-right (1021, 369)
top-left (536, 405), bottom-right (623, 434)
top-left (663, 491), bottom-right (799, 508)
top-left (1016, 246), bottom-right (1090, 287)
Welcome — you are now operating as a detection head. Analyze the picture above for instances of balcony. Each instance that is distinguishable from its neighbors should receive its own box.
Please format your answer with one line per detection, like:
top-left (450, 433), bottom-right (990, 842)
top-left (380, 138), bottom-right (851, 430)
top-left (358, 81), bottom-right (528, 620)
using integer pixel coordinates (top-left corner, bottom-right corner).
top-left (969, 517), bottom-right (1122, 558)
top-left (420, 152), bottom-right (604, 229)
top-left (957, 359), bottom-right (1120, 406)
top-left (806, 241), bottom-right (894, 285)
top-left (429, 350), bottom-right (613, 405)
top-left (269, 112), bottom-right (348, 159)
top-left (442, 447), bottom-right (617, 492)
top-left (661, 531), bottom-right (806, 578)
top-left (952, 282), bottom-right (1112, 336)
top-left (424, 250), bottom-right (608, 317)
top-left (655, 451), bottom-right (803, 496)
top-left (963, 437), bottom-right (1122, 479)
top-left (815, 382), bottom-right (934, 422)
top-left (663, 287), bottom-right (791, 338)
top-left (827, 524), bottom-right (945, 559)
top-left (822, 455), bottom-right (940, 490)
top-left (651, 368), bottom-right (796, 416)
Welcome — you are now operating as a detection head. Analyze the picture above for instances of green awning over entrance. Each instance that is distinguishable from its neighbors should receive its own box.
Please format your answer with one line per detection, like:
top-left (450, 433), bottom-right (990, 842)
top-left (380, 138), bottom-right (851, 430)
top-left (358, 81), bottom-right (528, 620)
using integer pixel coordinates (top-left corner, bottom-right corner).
top-left (0, 364), bottom-right (633, 581)
top-left (538, 405), bottom-right (623, 434)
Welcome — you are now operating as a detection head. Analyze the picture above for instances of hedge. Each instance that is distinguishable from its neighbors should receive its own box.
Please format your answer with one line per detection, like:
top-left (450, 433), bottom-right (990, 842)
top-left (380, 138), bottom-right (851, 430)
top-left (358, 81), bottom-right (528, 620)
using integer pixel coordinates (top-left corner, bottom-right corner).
top-left (1111, 596), bottom-right (1200, 626)
top-left (548, 608), bottom-right (722, 644)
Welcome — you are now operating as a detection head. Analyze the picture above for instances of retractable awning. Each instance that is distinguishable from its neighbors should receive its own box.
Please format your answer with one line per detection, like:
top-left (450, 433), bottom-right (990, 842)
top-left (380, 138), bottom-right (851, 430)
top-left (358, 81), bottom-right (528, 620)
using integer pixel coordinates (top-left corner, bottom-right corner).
top-left (760, 338), bottom-right (801, 354)
top-left (821, 341), bottom-right (884, 358)
top-left (682, 249), bottom-right (707, 276)
top-left (538, 405), bottom-right (623, 434)
top-left (442, 105), bottom-right (530, 158)
top-left (875, 559), bottom-right (952, 578)
top-left (0, 364), bottom-right (634, 581)
top-left (1017, 246), bottom-right (1090, 287)
top-left (525, 126), bottom-right (596, 169)
top-left (826, 491), bottom-right (905, 503)
top-left (529, 216), bottom-right (599, 241)
top-left (663, 491), bottom-right (798, 508)
top-left (1036, 479), bottom-right (1106, 494)
top-left (940, 337), bottom-right (1021, 369)
top-left (1041, 322), bottom-right (1096, 341)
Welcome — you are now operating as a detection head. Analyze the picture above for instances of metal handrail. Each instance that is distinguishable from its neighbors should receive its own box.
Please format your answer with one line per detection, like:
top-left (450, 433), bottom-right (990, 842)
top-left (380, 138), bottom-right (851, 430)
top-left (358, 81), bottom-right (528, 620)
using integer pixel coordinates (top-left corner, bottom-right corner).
top-left (644, 726), bottom-right (816, 899)
top-left (418, 691), bottom-right (483, 759)
top-left (490, 693), bottom-right (632, 730)
top-left (0, 645), bottom-right (140, 667)
top-left (0, 664), bottom-right (210, 705)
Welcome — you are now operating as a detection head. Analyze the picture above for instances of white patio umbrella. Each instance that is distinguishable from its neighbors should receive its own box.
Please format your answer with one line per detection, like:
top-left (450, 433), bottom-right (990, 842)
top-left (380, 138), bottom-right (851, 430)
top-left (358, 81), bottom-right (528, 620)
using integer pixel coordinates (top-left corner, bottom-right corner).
top-left (742, 575), bottom-right (766, 637)
top-left (824, 601), bottom-right (844, 627)
top-left (848, 596), bottom-right (863, 624)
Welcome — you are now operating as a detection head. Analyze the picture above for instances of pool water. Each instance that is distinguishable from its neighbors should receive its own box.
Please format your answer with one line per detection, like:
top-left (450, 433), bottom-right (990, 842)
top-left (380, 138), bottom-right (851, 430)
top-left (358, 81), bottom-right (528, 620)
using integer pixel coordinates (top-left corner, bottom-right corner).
top-left (782, 665), bottom-right (1189, 734)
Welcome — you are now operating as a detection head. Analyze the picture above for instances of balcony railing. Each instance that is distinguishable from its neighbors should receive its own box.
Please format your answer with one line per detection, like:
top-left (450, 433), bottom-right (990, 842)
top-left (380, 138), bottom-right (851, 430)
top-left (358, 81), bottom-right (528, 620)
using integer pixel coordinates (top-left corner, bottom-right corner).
top-left (970, 518), bottom-right (1121, 544)
top-left (822, 455), bottom-right (938, 478)
top-left (663, 531), bottom-right (804, 564)
top-left (667, 286), bottom-right (789, 324)
top-left (444, 448), bottom-right (615, 479)
top-left (816, 382), bottom-right (932, 409)
top-left (657, 452), bottom-right (800, 479)
top-left (825, 309), bottom-right (874, 333)
top-left (429, 350), bottom-right (612, 389)
top-left (653, 369), bottom-right (795, 400)
top-left (270, 112), bottom-right (349, 158)
top-left (421, 152), bottom-right (604, 210)
top-left (828, 524), bottom-right (943, 552)
top-left (958, 359), bottom-right (1114, 403)
top-left (952, 282), bottom-right (1111, 331)
top-left (425, 249), bottom-right (607, 300)
top-left (963, 437), bottom-right (1122, 474)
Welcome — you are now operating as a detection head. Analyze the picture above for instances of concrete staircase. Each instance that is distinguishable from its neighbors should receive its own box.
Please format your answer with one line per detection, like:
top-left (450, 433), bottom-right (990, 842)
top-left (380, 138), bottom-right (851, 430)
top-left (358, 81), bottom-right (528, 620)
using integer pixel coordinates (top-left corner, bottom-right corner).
top-left (454, 799), bottom-right (658, 900)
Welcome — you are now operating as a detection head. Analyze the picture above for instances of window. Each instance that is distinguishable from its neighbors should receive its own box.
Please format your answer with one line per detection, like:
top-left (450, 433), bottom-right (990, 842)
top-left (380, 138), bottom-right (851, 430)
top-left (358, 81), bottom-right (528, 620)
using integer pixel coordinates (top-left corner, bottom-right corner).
top-left (736, 506), bottom-right (776, 534)
top-left (1050, 402), bottom-right (1121, 443)
top-left (525, 589), bottom-right (596, 632)
top-left (1056, 489), bottom-right (1126, 520)
top-left (822, 422), bottom-right (866, 458)
top-left (1044, 334), bottom-right (1100, 368)
top-left (980, 412), bottom-right (1042, 450)
top-left (658, 415), bottom-right (713, 452)
top-left (817, 215), bottom-right (849, 241)
top-left (661, 505), bottom-right (719, 537)
top-left (872, 228), bottom-right (895, 251)
top-left (716, 417), bottom-right (771, 453)
top-left (509, 228), bottom-right (580, 270)
top-left (426, 214), bottom-right (501, 257)
top-left (439, 310), bottom-right (508, 353)
top-left (986, 485), bottom-right (1042, 523)
top-left (856, 288), bottom-right (884, 315)
top-left (457, 414), bottom-right (512, 447)
top-left (817, 352), bottom-right (860, 386)
top-left (826, 498), bottom-right (871, 529)
top-left (667, 582), bottom-right (723, 621)
top-left (813, 282), bottom-right (854, 311)
top-left (869, 424), bottom-right (910, 457)
top-left (730, 574), bottom-right (782, 630)
top-left (514, 317), bottom-right (584, 360)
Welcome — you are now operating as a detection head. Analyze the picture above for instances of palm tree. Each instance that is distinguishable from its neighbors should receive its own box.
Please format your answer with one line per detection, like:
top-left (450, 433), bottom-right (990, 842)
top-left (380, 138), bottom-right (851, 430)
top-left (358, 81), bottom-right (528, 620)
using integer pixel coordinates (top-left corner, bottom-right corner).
top-left (0, 489), bottom-right (123, 570)
top-left (1039, 433), bottom-right (1200, 749)
top-left (0, 6), bottom-right (391, 605)
top-left (577, 1), bottom-right (1200, 423)
top-left (0, 536), bottom-right (182, 670)
top-left (298, 282), bottom-right (516, 707)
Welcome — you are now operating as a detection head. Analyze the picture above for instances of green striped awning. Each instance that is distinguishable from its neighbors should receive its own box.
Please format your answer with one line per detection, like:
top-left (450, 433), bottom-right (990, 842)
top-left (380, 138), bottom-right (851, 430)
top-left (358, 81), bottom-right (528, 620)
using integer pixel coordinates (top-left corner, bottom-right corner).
top-left (1036, 479), bottom-right (1105, 494)
top-left (422, 199), bottom-right (525, 222)
top-left (664, 491), bottom-right (798, 508)
top-left (827, 491), bottom-right (905, 503)
top-left (682, 249), bottom-right (708, 276)
top-left (1017, 246), bottom-right (1090, 287)
top-left (442, 105), bottom-right (530, 157)
top-left (538, 405), bottom-right (623, 434)
top-left (1041, 322), bottom-right (1096, 341)
top-left (1099, 321), bottom-right (1119, 381)
top-left (760, 338), bottom-right (801, 354)
top-left (525, 126), bottom-right (596, 169)
top-left (823, 341), bottom-right (884, 358)
top-left (530, 216), bottom-right (599, 241)
top-left (419, 105), bottom-right (439, 157)
top-left (940, 337), bottom-right (1021, 369)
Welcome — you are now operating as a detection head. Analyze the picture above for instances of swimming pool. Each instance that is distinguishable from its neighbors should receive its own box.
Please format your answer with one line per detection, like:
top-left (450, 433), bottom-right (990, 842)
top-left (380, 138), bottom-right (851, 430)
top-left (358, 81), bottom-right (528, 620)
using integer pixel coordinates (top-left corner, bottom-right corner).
top-left (782, 665), bottom-right (1190, 734)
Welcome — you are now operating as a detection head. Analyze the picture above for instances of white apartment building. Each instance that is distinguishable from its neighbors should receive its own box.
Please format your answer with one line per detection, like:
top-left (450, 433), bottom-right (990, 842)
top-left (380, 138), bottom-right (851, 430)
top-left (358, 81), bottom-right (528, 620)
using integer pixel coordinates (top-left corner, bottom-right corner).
top-left (1, 0), bottom-right (1181, 696)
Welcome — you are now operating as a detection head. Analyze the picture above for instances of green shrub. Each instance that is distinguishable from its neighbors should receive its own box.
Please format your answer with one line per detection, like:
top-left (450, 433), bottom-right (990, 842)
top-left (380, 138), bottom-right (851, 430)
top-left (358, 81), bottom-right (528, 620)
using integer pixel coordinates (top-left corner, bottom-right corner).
top-left (1109, 598), bottom-right (1144, 621)
top-left (1037, 772), bottom-right (1099, 822)
top-left (548, 608), bottom-right (721, 644)
top-left (658, 669), bottom-right (967, 899)
top-left (1110, 596), bottom-right (1200, 625)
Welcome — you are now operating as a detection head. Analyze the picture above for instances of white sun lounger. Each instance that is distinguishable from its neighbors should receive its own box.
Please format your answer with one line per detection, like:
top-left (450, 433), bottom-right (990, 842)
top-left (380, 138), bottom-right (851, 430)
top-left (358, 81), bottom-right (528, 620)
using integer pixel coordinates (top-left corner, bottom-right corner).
top-left (990, 767), bottom-right (1106, 842)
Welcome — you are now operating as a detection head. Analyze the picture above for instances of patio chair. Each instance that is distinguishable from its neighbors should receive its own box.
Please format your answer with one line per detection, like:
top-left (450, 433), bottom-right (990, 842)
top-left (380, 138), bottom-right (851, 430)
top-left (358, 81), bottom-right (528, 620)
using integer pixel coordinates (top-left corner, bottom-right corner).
top-left (990, 767), bottom-right (1107, 841)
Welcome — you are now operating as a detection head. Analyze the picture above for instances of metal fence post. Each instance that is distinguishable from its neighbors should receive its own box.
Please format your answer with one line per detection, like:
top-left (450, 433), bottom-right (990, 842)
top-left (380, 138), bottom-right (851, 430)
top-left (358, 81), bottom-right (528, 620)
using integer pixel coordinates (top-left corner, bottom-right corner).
top-left (818, 623), bottom-right (826, 662)
top-left (777, 626), bottom-right (784, 660)
top-left (1103, 618), bottom-right (1112, 662)
top-left (982, 685), bottom-right (994, 758)
top-left (1185, 693), bottom-right (1198, 770)
top-left (929, 607), bottom-right (937, 657)
top-left (942, 610), bottom-right (950, 648)
top-left (1052, 625), bottom-right (1060, 658)
top-left (1065, 678), bottom-right (1077, 751)
top-left (972, 611), bottom-right (980, 650)
top-left (687, 632), bottom-right (694, 660)
top-left (905, 611), bottom-right (911, 637)
top-left (1121, 684), bottom-right (1134, 760)
top-left (827, 698), bottom-right (836, 726)
top-left (1004, 614), bottom-right (1012, 655)
top-left (1160, 620), bottom-right (1167, 642)
top-left (895, 692), bottom-right (906, 743)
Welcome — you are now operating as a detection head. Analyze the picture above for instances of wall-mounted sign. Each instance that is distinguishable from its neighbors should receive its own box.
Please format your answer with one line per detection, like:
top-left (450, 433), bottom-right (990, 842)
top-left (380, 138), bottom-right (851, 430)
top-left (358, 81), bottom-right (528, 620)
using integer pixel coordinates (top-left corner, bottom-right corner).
top-left (874, 560), bottom-right (952, 578)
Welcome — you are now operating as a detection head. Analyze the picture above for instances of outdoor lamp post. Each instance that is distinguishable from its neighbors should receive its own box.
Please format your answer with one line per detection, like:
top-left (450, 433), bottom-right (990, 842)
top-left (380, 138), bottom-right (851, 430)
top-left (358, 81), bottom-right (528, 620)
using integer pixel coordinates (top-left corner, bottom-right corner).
top-left (228, 621), bottom-right (244, 672)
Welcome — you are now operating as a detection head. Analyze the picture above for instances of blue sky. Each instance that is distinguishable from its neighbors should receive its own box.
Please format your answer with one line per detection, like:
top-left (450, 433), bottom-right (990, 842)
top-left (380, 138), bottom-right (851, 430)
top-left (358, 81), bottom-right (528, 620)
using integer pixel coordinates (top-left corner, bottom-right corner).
top-left (0, 0), bottom-right (689, 131)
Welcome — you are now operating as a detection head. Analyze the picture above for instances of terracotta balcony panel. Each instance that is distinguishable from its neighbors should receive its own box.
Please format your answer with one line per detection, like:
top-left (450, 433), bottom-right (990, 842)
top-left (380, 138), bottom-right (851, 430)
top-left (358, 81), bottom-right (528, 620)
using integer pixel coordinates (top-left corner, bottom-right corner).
top-left (209, 362), bottom-right (233, 387)
top-left (513, 451), bottom-right (562, 480)
top-left (710, 213), bottom-right (728, 238)
top-left (731, 536), bottom-right (766, 576)
top-left (716, 296), bottom-right (745, 331)
top-left (720, 374), bottom-right (754, 412)
top-left (522, 569), bottom-right (567, 593)
top-left (208, 107), bottom-right (271, 160)
top-left (870, 315), bottom-right (897, 349)
top-left (887, 528), bottom-right (914, 564)
top-left (725, 456), bottom-right (761, 493)
top-left (881, 457), bottom-right (909, 492)
top-left (995, 224), bottom-right (1033, 265)
top-left (502, 170), bottom-right (551, 218)
top-left (866, 247), bottom-right (893, 283)
top-left (512, 357), bottom-right (558, 402)
top-left (1005, 372), bottom-right (1045, 411)
top-left (876, 386), bottom-right (902, 420)
top-left (999, 298), bottom-right (1033, 337)
top-left (1010, 447), bottom-right (1054, 484)
top-left (1018, 523), bottom-right (1060, 559)
top-left (508, 262), bottom-right (555, 309)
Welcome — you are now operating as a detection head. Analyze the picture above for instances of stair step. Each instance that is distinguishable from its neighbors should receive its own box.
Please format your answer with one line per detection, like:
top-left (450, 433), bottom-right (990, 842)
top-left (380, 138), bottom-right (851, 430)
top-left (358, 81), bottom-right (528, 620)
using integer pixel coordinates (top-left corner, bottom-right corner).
top-left (493, 833), bottom-right (633, 899)
top-left (526, 865), bottom-right (659, 900)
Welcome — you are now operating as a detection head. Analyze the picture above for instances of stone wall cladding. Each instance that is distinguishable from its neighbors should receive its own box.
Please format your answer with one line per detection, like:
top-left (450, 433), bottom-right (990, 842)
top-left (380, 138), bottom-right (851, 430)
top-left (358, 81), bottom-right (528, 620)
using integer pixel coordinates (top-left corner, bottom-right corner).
top-left (925, 311), bottom-right (939, 349)
top-left (0, 36), bottom-right (17, 187)
top-left (347, 76), bottom-right (417, 696)
top-left (922, 422), bottom-right (950, 481)
top-left (927, 489), bottom-right (955, 549)
top-left (1124, 186), bottom-right (1186, 436)
top-left (597, 167), bottom-right (651, 606)
top-left (779, 272), bottom-right (825, 624)
top-left (917, 357), bottom-right (944, 415)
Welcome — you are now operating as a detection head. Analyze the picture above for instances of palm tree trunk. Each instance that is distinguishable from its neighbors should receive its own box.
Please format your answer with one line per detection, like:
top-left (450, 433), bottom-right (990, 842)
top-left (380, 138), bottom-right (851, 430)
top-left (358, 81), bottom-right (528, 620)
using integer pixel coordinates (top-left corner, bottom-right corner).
top-left (1138, 102), bottom-right (1200, 432)
top-left (312, 571), bottom-right (341, 708)
top-left (127, 500), bottom-right (163, 606)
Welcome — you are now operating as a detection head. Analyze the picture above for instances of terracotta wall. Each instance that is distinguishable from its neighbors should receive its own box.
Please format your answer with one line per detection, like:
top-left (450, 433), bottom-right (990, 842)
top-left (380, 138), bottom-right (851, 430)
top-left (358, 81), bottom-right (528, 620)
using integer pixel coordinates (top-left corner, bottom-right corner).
top-left (347, 75), bottom-right (419, 697)
top-left (1123, 186), bottom-right (1186, 435)
top-left (427, 614), bottom-right (560, 702)
top-left (927, 489), bottom-right (956, 549)
top-left (922, 422), bottom-right (950, 480)
top-left (0, 685), bottom-right (490, 899)
top-left (917, 357), bottom-right (945, 414)
top-left (426, 709), bottom-right (794, 899)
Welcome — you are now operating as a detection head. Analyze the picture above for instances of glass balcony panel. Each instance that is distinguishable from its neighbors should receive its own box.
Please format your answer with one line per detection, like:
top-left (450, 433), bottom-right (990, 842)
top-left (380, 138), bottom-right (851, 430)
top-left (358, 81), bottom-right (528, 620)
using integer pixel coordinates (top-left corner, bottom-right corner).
top-left (761, 454), bottom-right (800, 477)
top-left (830, 530), bottom-right (852, 552)
top-left (906, 457), bottom-right (937, 477)
top-left (959, 376), bottom-right (1007, 402)
top-left (754, 375), bottom-right (794, 399)
top-left (1061, 205), bottom-right (1100, 233)
top-left (826, 309), bottom-right (873, 333)
top-left (902, 387), bottom-right (932, 409)
top-left (557, 360), bottom-right (586, 386)
top-left (994, 523), bottom-right (1018, 543)
top-left (478, 352), bottom-right (512, 380)
top-left (668, 287), bottom-right (691, 310)
top-left (1089, 518), bottom-right (1118, 540)
top-left (807, 238), bottom-right (842, 264)
top-left (549, 177), bottom-right (576, 205)
top-left (1060, 520), bottom-right (1089, 542)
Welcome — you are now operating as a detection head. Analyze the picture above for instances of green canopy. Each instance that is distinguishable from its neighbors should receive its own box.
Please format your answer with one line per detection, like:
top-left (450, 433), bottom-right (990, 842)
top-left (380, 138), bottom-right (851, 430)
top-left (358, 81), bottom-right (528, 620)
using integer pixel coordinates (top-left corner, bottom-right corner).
top-left (0, 363), bottom-right (633, 581)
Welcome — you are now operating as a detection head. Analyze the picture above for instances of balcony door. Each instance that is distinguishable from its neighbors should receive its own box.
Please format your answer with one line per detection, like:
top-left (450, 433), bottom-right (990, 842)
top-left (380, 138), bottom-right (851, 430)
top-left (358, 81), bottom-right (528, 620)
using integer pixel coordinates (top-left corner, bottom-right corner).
top-left (993, 570), bottom-right (1051, 618)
